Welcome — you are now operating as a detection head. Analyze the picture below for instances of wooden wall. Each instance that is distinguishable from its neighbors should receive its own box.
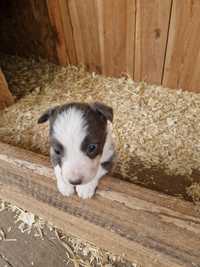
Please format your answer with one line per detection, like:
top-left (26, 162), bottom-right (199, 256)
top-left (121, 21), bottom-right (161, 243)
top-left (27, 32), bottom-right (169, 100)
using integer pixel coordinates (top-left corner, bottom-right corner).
top-left (0, 0), bottom-right (200, 92)
top-left (0, 0), bottom-right (57, 62)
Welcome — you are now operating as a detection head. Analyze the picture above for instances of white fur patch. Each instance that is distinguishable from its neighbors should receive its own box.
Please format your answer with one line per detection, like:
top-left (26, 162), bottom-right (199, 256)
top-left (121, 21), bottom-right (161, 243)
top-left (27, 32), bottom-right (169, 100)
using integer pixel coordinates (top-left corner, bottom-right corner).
top-left (53, 107), bottom-right (87, 149)
top-left (53, 107), bottom-right (100, 184)
top-left (76, 166), bottom-right (107, 199)
top-left (54, 165), bottom-right (75, 196)
top-left (100, 123), bottom-right (115, 164)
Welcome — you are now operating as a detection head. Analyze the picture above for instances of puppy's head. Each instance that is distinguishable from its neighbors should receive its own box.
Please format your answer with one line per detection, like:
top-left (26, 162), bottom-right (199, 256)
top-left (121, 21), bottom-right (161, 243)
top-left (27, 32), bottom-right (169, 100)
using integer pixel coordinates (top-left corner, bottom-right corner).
top-left (38, 102), bottom-right (113, 185)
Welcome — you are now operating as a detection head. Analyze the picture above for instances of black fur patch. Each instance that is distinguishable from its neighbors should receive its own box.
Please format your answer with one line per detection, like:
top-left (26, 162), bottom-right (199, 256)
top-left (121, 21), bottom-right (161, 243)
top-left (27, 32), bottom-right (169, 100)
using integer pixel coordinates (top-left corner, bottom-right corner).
top-left (50, 138), bottom-right (64, 167)
top-left (101, 153), bottom-right (115, 172)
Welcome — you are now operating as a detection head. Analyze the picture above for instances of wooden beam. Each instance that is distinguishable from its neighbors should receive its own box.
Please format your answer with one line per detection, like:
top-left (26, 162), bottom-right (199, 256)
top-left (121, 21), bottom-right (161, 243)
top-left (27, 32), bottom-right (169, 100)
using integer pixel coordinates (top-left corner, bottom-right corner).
top-left (0, 69), bottom-right (14, 109)
top-left (0, 142), bottom-right (199, 267)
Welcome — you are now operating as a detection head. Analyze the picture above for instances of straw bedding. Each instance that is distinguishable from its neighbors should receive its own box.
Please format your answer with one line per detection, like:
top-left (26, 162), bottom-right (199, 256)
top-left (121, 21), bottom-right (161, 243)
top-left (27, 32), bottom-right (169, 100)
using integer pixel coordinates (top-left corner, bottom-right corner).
top-left (0, 54), bottom-right (200, 200)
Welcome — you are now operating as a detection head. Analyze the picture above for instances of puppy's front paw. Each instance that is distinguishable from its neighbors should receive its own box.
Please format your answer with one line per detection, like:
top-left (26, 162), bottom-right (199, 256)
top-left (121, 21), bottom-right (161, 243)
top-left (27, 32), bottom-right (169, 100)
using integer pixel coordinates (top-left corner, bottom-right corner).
top-left (76, 182), bottom-right (97, 199)
top-left (57, 178), bottom-right (74, 197)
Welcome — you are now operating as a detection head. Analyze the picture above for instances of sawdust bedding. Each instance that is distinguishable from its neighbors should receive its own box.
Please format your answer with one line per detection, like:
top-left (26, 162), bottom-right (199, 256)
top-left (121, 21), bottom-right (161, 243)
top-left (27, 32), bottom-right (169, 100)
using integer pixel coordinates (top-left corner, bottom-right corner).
top-left (0, 54), bottom-right (200, 201)
top-left (0, 200), bottom-right (134, 267)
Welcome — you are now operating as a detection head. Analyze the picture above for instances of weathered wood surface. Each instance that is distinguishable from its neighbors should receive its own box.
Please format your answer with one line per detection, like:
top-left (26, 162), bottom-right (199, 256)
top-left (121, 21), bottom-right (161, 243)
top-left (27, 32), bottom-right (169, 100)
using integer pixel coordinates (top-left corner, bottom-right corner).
top-left (47, 0), bottom-right (69, 65)
top-left (163, 0), bottom-right (200, 91)
top-left (0, 142), bottom-right (199, 267)
top-left (1, 0), bottom-right (200, 91)
top-left (134, 0), bottom-right (172, 84)
top-left (99, 0), bottom-right (135, 77)
top-left (0, 69), bottom-right (14, 110)
top-left (0, 209), bottom-right (73, 267)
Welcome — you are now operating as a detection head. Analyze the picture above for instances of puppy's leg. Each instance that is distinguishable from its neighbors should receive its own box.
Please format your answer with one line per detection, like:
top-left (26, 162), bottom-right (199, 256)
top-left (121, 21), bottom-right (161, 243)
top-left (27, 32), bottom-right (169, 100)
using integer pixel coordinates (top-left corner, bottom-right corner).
top-left (76, 167), bottom-right (107, 199)
top-left (54, 165), bottom-right (75, 196)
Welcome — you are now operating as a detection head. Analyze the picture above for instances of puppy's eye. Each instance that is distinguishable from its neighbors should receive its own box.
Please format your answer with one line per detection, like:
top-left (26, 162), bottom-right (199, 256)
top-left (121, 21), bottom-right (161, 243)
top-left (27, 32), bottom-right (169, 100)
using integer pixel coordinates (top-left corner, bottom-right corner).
top-left (87, 144), bottom-right (98, 155)
top-left (54, 148), bottom-right (61, 155)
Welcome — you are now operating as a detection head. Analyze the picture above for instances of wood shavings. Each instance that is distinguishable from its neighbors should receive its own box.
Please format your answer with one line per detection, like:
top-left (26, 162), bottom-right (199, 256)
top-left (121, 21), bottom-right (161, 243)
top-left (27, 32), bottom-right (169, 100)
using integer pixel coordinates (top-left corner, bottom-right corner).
top-left (55, 229), bottom-right (82, 267)
top-left (0, 198), bottom-right (133, 266)
top-left (1, 55), bottom-right (200, 199)
top-left (0, 53), bottom-right (61, 99)
top-left (7, 226), bottom-right (12, 233)
top-left (0, 228), bottom-right (6, 240)
top-left (0, 227), bottom-right (16, 242)
top-left (15, 211), bottom-right (35, 234)
top-left (0, 201), bottom-right (6, 212)
top-left (186, 183), bottom-right (200, 202)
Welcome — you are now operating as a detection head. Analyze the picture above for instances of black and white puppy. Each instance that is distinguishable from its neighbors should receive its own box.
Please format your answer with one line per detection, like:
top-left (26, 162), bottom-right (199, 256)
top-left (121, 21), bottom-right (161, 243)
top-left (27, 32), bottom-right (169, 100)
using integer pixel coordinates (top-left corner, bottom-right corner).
top-left (38, 102), bottom-right (115, 199)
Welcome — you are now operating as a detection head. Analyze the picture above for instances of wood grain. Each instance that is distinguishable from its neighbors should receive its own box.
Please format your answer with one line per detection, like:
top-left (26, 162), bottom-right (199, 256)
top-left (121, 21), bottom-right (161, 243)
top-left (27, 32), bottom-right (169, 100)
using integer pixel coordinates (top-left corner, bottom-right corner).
top-left (68, 0), bottom-right (102, 73)
top-left (47, 0), bottom-right (69, 64)
top-left (0, 210), bottom-right (74, 267)
top-left (99, 0), bottom-right (135, 77)
top-left (163, 0), bottom-right (200, 91)
top-left (0, 69), bottom-right (14, 110)
top-left (134, 0), bottom-right (172, 84)
top-left (57, 0), bottom-right (77, 65)
top-left (0, 142), bottom-right (199, 267)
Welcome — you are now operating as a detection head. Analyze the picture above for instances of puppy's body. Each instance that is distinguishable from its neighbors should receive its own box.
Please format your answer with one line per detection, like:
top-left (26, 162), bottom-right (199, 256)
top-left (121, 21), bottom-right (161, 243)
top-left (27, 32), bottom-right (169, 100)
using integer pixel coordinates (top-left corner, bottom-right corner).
top-left (38, 102), bottom-right (115, 199)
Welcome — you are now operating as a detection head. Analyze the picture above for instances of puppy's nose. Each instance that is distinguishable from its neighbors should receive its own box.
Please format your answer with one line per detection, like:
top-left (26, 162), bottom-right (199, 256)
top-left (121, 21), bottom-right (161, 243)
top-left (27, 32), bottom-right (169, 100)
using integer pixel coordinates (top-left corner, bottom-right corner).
top-left (69, 179), bottom-right (82, 185)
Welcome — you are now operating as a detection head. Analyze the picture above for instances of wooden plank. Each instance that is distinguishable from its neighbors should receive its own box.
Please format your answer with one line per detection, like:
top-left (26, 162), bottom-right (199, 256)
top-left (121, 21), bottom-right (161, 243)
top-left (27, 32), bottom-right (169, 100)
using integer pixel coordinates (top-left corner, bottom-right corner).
top-left (0, 209), bottom-right (73, 267)
top-left (163, 0), bottom-right (200, 92)
top-left (98, 0), bottom-right (135, 77)
top-left (57, 0), bottom-right (77, 65)
top-left (0, 142), bottom-right (199, 266)
top-left (0, 69), bottom-right (14, 110)
top-left (134, 0), bottom-right (172, 84)
top-left (47, 0), bottom-right (69, 65)
top-left (68, 0), bottom-right (102, 73)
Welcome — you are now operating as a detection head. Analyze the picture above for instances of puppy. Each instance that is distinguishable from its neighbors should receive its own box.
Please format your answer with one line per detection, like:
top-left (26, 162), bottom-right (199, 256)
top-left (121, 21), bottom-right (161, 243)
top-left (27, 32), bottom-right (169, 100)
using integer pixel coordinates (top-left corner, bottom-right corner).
top-left (38, 102), bottom-right (115, 199)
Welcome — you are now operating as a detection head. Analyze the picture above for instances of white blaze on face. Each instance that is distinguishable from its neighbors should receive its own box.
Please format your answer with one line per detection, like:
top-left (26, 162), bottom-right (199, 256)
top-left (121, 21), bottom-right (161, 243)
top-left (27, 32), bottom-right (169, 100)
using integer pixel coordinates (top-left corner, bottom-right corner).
top-left (53, 107), bottom-right (100, 184)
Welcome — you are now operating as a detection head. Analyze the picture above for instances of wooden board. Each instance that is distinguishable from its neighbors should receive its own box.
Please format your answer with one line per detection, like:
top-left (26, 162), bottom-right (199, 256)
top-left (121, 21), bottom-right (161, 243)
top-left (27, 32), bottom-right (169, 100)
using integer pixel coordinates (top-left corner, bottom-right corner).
top-left (68, 0), bottom-right (102, 73)
top-left (0, 209), bottom-right (73, 267)
top-left (47, 0), bottom-right (69, 65)
top-left (98, 0), bottom-right (135, 77)
top-left (134, 0), bottom-right (172, 84)
top-left (0, 69), bottom-right (14, 109)
top-left (57, 0), bottom-right (77, 65)
top-left (163, 0), bottom-right (200, 91)
top-left (0, 142), bottom-right (199, 267)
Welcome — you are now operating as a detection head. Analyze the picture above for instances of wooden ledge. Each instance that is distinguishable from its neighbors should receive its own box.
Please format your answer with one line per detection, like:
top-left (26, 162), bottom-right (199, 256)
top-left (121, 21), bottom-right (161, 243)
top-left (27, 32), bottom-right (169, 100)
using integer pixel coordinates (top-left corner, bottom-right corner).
top-left (0, 142), bottom-right (199, 267)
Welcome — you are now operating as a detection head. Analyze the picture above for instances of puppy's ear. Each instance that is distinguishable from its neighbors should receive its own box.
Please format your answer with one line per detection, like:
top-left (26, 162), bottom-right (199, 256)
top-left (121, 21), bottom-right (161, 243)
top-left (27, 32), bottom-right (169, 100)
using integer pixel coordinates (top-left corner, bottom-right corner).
top-left (37, 106), bottom-right (59, 124)
top-left (91, 102), bottom-right (113, 122)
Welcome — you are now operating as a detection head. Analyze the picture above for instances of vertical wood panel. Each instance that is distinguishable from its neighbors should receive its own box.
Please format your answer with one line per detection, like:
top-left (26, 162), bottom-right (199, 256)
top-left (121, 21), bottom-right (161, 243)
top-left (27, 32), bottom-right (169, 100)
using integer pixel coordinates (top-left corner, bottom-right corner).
top-left (58, 0), bottom-right (77, 65)
top-left (68, 0), bottom-right (102, 73)
top-left (100, 0), bottom-right (135, 77)
top-left (67, 0), bottom-right (135, 76)
top-left (163, 0), bottom-right (200, 91)
top-left (134, 0), bottom-right (172, 84)
top-left (47, 0), bottom-right (69, 64)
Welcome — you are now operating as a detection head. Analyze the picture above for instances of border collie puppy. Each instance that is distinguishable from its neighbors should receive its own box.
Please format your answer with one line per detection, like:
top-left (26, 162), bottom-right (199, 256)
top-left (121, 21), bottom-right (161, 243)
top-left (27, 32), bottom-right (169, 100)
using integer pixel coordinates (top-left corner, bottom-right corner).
top-left (38, 102), bottom-right (115, 199)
